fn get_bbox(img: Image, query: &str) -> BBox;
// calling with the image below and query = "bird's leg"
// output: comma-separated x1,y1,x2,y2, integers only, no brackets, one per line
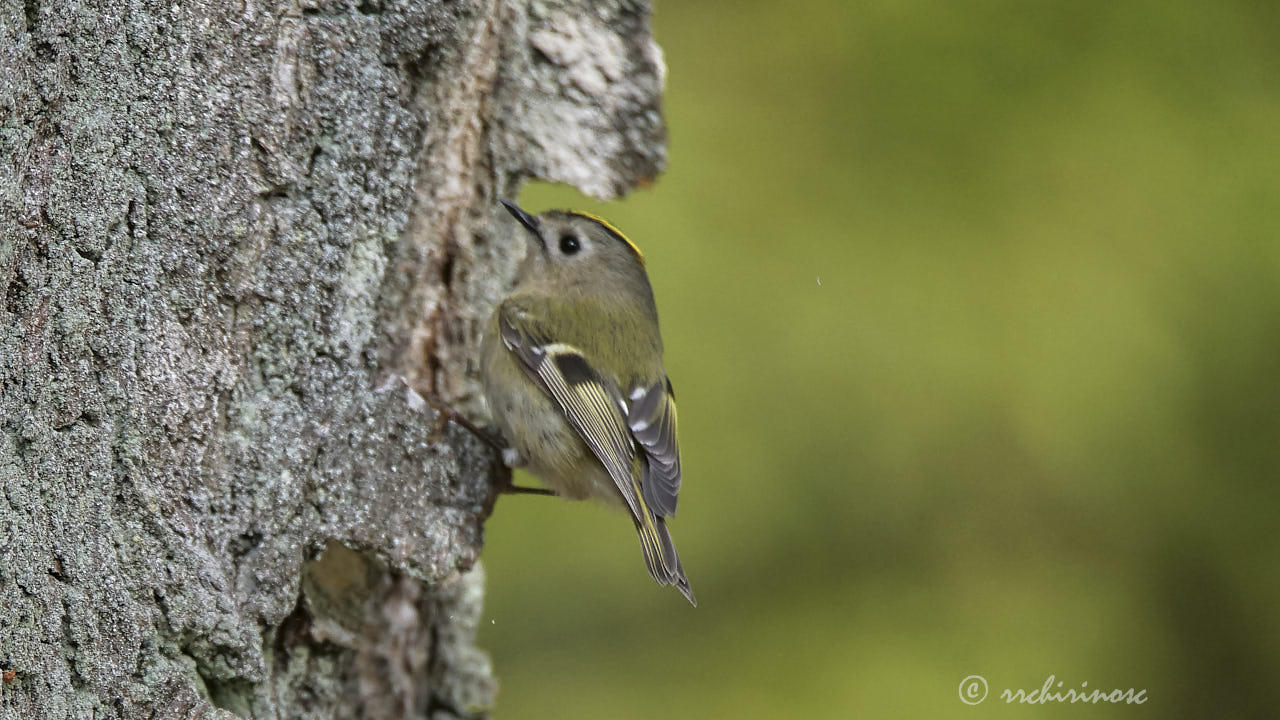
496,477,558,497
412,382,557,497
489,447,556,496
425,395,506,451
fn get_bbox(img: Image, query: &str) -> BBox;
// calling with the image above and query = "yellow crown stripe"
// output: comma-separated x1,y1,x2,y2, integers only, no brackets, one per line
569,211,646,264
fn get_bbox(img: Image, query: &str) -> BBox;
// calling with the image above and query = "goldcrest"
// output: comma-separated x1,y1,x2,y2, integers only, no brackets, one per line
481,201,694,605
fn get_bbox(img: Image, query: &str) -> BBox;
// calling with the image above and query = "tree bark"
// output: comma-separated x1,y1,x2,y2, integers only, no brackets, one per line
0,0,665,717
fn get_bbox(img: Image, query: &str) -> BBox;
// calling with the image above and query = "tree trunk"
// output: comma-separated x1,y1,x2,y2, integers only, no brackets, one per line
0,0,665,716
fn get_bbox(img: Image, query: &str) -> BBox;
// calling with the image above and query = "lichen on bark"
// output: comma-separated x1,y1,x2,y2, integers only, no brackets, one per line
0,0,666,717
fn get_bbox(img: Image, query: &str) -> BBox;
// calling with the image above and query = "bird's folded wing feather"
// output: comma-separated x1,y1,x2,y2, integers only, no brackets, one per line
627,378,682,517
497,302,645,521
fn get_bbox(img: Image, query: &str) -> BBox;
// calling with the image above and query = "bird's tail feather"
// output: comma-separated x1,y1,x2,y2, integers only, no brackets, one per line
634,513,696,606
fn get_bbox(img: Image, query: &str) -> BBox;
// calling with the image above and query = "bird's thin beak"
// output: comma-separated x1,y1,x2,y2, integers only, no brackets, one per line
501,200,544,247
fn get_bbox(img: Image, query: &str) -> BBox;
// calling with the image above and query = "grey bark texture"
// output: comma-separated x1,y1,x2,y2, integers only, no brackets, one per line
0,0,665,717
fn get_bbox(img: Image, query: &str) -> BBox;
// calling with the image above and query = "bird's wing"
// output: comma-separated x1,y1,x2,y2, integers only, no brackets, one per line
627,377,682,517
498,300,690,598
496,299,691,597
496,301,645,521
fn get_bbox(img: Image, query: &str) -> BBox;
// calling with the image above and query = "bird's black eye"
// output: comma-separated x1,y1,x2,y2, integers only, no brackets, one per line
559,233,581,255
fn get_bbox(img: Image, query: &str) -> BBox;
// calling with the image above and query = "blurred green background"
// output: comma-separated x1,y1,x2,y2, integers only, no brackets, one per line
481,0,1280,717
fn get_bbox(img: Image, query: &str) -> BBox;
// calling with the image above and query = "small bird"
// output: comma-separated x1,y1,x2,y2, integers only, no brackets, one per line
480,200,694,606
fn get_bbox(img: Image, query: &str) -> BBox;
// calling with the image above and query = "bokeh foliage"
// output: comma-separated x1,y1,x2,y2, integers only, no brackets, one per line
480,0,1280,716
